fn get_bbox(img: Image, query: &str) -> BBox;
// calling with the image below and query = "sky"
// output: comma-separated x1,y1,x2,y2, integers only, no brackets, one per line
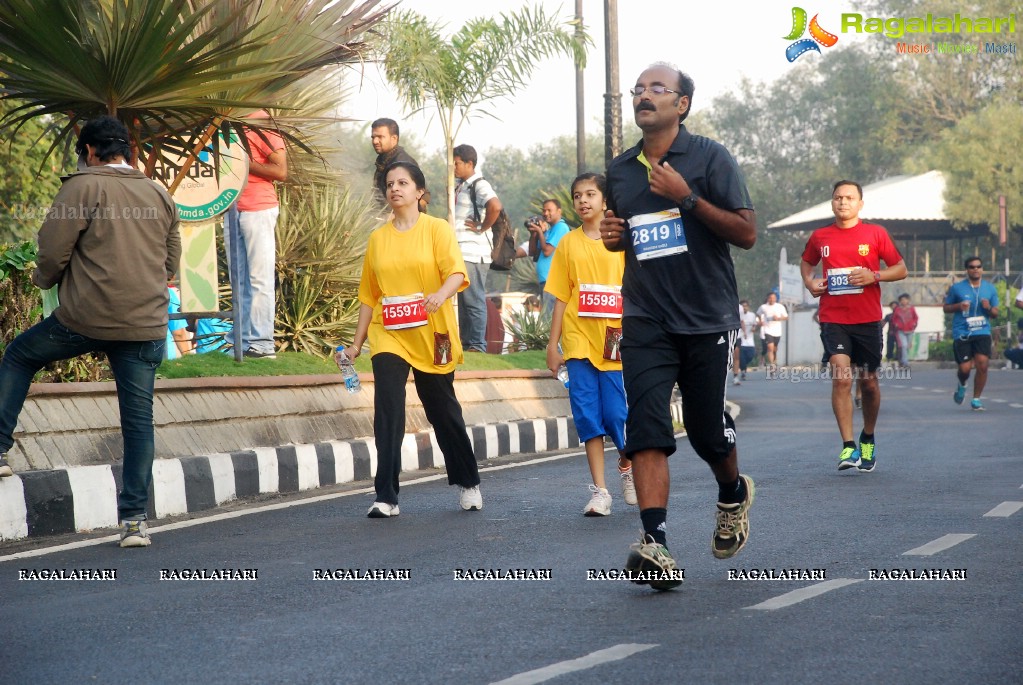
338,0,866,158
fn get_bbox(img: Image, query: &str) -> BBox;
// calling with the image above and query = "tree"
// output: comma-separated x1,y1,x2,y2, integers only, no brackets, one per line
0,100,61,243
0,0,394,367
0,0,390,183
913,99,1023,232
862,0,1022,145
378,4,589,223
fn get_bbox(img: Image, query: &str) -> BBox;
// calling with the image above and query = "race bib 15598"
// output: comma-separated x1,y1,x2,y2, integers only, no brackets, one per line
578,283,622,318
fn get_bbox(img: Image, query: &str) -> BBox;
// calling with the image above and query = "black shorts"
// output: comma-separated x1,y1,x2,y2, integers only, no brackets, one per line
820,321,883,372
764,334,781,346
620,316,736,463
953,335,991,362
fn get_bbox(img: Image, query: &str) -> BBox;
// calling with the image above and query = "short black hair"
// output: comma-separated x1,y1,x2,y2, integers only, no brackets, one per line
452,144,477,166
76,115,131,162
543,198,561,210
832,180,863,199
371,118,399,137
964,256,982,268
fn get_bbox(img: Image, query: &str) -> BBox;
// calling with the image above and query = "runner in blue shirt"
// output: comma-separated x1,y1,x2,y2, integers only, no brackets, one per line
943,257,1000,410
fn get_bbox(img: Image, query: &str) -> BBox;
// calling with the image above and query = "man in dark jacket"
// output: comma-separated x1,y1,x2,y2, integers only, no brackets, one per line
0,116,181,548
371,118,420,205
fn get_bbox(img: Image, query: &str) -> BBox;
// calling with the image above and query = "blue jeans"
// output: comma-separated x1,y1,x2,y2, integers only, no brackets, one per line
224,205,278,355
457,260,489,353
0,315,164,519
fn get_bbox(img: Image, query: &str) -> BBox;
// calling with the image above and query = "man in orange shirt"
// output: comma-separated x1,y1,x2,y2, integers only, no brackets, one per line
226,111,287,359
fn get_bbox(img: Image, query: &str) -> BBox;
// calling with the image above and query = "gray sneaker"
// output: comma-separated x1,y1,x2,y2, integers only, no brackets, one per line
119,519,151,548
712,474,755,559
0,453,13,478
625,534,684,591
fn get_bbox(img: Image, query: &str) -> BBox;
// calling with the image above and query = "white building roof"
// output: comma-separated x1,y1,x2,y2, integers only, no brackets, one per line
768,171,948,232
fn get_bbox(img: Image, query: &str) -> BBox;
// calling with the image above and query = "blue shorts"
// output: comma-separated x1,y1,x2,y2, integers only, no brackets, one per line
566,358,626,450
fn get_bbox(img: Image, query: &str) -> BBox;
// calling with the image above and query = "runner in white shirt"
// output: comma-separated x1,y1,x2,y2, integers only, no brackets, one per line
756,292,788,375
737,300,758,382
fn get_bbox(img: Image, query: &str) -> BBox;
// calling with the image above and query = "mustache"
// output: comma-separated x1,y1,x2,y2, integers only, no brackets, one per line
635,101,656,113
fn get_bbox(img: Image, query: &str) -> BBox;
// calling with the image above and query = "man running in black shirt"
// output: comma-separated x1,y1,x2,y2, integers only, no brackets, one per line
601,62,757,591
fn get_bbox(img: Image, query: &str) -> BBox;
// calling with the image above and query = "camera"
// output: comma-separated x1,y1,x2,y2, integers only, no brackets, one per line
524,215,543,229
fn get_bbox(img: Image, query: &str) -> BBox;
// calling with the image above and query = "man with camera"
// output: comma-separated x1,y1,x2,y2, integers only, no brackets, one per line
528,199,570,314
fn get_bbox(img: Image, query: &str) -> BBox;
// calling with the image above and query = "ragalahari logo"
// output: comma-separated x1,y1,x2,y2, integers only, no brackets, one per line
784,7,839,61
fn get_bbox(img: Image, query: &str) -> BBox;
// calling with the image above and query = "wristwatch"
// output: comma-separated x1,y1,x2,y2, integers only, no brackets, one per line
680,192,699,212
873,270,881,282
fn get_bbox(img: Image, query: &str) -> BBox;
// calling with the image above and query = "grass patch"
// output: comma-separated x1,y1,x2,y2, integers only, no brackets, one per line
157,350,548,379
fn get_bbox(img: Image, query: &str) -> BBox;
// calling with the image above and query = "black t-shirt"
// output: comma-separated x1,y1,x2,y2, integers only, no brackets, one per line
374,146,419,200
605,126,753,334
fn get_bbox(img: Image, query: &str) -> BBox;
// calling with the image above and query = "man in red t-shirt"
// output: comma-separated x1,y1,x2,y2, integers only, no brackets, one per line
800,180,907,473
227,110,287,359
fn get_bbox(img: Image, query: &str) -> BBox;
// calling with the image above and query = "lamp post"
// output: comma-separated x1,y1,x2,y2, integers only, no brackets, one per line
575,0,585,175
603,0,622,169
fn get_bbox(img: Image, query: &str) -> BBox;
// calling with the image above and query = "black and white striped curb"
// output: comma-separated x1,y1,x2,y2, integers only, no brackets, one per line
0,417,579,542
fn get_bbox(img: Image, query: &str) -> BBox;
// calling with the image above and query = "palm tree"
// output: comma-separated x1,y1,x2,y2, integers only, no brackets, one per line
0,0,392,182
378,4,589,224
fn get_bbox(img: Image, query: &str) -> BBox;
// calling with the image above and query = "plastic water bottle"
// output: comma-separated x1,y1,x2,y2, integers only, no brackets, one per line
334,345,361,394
557,363,569,388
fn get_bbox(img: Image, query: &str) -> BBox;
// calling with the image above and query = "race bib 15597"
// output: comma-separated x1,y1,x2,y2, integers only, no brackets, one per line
381,293,427,330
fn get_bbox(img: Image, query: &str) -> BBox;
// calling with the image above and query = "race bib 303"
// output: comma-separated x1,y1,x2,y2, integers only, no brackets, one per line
826,267,864,296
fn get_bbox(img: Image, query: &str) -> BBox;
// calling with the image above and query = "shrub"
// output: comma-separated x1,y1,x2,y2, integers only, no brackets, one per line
273,183,377,358
504,308,551,351
0,241,110,381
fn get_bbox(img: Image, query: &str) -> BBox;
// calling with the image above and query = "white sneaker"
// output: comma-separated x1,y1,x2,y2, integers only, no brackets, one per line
118,519,151,547
459,485,483,511
583,484,612,516
619,466,638,506
733,376,740,386
367,502,400,518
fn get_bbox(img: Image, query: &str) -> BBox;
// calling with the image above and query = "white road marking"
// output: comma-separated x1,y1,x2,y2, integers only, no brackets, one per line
930,389,945,393
911,386,927,390
902,533,976,556
990,399,1008,403
983,502,1023,517
1010,404,1023,409
746,579,862,610
0,450,585,563
489,644,658,685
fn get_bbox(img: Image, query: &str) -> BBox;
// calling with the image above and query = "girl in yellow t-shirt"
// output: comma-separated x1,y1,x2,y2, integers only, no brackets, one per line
344,162,482,518
544,173,634,517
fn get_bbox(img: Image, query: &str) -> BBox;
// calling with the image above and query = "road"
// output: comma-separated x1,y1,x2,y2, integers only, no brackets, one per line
2,365,1021,684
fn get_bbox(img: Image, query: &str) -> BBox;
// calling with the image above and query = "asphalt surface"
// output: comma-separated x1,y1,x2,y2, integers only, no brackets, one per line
2,365,1021,684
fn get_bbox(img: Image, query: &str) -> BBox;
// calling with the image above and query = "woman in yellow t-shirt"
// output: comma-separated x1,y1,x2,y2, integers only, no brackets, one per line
544,173,634,517
344,162,482,517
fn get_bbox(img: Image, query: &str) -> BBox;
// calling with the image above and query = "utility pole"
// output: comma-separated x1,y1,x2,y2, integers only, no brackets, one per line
574,0,585,175
603,0,622,170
